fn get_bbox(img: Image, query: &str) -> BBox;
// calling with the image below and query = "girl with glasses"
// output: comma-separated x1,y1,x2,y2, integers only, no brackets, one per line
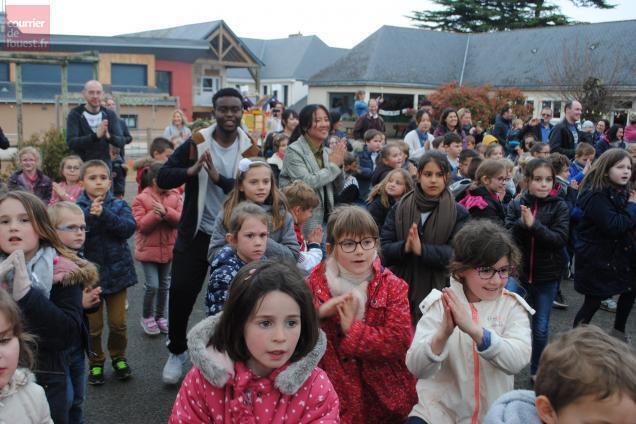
459,159,507,225
306,205,417,423
405,219,532,424
505,158,569,382
49,155,84,206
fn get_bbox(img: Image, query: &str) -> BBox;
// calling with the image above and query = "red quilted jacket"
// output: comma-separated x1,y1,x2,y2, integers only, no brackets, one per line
306,257,417,424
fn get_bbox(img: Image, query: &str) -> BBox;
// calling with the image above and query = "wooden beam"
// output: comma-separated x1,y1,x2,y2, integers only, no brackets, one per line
61,62,68,124
15,62,23,146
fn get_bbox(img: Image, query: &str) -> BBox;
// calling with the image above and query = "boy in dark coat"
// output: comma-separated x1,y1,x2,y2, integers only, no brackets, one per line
76,159,137,385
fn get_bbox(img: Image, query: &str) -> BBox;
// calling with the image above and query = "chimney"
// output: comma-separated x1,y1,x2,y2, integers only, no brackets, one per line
288,32,302,38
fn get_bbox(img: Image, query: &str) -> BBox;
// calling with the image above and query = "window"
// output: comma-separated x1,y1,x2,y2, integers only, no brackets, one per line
0,63,9,82
22,63,60,84
201,76,219,93
68,63,93,84
111,64,147,87
263,85,268,96
525,100,535,112
120,114,138,129
553,101,562,119
156,71,171,94
328,92,355,119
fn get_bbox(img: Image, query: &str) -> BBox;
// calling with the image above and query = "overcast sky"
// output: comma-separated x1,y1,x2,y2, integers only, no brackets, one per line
10,0,636,48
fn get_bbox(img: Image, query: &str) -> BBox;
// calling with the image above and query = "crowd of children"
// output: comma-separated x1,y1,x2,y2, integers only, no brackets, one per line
1,89,635,424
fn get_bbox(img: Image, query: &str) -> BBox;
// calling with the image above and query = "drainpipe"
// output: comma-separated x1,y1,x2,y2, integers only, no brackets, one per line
459,35,470,87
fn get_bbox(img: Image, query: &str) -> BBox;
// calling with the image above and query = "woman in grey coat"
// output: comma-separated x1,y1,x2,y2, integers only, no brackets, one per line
279,104,346,236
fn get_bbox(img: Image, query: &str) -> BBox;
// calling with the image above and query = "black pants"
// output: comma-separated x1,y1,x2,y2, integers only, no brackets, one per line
574,291,636,332
37,371,69,424
167,231,211,354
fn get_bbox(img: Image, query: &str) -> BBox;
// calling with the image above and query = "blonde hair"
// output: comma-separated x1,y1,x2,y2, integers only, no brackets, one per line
228,202,269,239
17,146,41,169
222,158,288,232
47,201,84,227
171,109,189,127
282,180,320,210
59,155,83,179
367,168,413,207
0,290,36,369
326,205,378,245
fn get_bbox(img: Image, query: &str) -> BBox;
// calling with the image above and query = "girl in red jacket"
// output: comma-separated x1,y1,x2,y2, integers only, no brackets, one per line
306,205,417,424
132,162,183,336
169,261,340,423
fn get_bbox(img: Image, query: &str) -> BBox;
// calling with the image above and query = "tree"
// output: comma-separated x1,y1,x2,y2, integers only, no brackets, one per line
408,0,615,33
427,82,530,127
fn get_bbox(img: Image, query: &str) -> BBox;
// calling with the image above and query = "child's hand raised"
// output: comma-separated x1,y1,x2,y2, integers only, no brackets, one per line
152,200,167,217
442,287,483,344
337,294,359,334
52,182,67,198
307,226,323,244
90,196,104,217
82,286,102,309
439,292,457,337
318,293,350,319
11,250,31,301
520,205,534,228
404,223,422,256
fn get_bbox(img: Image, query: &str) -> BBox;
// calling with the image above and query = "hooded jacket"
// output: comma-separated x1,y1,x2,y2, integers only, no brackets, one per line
0,368,52,424
306,257,417,423
505,190,569,284
132,186,182,264
484,390,542,424
8,170,52,205
169,314,340,423
459,186,505,225
406,279,533,424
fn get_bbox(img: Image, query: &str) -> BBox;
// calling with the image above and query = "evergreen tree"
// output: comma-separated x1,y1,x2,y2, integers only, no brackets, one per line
409,0,615,33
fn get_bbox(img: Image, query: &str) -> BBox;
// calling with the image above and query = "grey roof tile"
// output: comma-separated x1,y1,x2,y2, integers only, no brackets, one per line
121,21,222,40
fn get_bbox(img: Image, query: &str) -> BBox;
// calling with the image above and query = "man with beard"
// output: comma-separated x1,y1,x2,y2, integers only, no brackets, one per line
156,87,259,384
549,100,582,159
66,80,125,168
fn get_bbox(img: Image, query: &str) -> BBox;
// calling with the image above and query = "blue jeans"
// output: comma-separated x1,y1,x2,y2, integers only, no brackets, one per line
141,261,172,319
65,345,86,424
505,276,526,297
524,281,559,375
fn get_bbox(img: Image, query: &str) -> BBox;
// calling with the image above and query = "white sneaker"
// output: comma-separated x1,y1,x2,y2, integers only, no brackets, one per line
162,352,188,385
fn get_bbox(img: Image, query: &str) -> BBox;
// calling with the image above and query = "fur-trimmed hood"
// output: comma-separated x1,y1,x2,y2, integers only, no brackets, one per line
187,313,327,395
59,255,99,289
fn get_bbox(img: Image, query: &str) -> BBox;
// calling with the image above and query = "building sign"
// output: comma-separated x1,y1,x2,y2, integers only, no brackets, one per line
4,3,50,51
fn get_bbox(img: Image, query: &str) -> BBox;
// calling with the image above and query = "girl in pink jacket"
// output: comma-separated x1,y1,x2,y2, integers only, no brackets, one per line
170,261,340,423
132,162,183,336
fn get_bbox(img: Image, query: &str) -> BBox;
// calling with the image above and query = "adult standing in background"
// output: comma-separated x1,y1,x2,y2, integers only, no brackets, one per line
163,110,192,145
492,105,513,148
0,126,9,150
354,90,368,118
457,107,484,145
433,107,463,138
279,104,345,236
353,98,385,140
550,100,582,159
66,80,125,168
103,95,133,147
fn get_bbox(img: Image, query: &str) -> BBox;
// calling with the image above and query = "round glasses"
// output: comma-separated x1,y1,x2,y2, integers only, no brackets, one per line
337,237,377,253
57,225,88,233
475,265,515,280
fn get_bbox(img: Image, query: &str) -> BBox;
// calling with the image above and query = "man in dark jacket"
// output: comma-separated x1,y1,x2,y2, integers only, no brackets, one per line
521,107,554,144
66,80,125,168
549,100,582,159
353,98,385,139
492,106,513,147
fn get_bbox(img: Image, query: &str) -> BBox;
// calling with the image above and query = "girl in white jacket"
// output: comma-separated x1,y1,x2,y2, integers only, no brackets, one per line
405,219,533,424
0,289,52,424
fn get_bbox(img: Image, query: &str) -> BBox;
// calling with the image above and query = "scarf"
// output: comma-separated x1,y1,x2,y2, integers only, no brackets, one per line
324,256,373,320
416,129,429,148
394,185,457,322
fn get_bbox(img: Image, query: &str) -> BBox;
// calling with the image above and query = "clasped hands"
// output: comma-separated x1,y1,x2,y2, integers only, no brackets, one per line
0,250,32,301
319,293,359,334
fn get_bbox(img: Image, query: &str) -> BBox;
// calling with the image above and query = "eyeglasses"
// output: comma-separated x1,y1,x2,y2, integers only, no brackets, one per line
57,225,88,233
541,113,552,118
475,265,515,280
337,237,377,253
64,166,81,171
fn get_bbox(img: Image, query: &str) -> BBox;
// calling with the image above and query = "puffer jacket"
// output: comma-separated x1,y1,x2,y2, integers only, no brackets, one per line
459,186,505,225
207,203,300,263
169,314,340,423
77,191,137,294
132,186,182,263
8,170,52,205
574,187,636,298
205,246,246,316
306,257,417,424
505,190,569,284
0,369,52,424
406,279,533,424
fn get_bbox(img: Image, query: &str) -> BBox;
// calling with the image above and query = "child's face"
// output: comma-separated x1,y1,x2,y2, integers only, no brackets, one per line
466,138,476,150
55,210,86,251
489,146,504,159
576,153,594,165
239,166,272,204
483,171,507,194
528,166,554,198
366,136,382,153
231,217,267,263
538,393,636,424
62,159,81,184
334,233,377,276
385,173,407,199
81,166,112,200
608,157,632,186
0,311,19,390
418,161,447,198
558,165,570,180
437,144,447,153
629,149,636,163
523,137,535,150
447,142,462,159
459,256,511,302
417,115,431,133
20,153,37,174
291,206,313,227
244,290,301,377
152,149,174,163
459,158,473,177
383,148,404,169
277,139,288,154
0,198,39,262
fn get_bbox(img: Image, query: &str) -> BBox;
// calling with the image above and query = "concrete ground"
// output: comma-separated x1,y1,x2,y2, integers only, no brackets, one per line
83,180,634,423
